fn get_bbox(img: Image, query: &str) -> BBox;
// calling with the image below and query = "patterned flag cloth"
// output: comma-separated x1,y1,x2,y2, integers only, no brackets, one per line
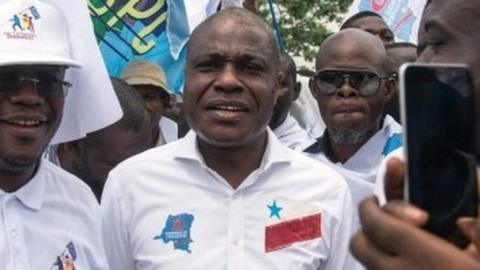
89,0,190,94
345,0,428,43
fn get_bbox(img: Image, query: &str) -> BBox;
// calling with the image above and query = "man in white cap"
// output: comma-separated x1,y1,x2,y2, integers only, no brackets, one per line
121,60,178,145
0,1,108,269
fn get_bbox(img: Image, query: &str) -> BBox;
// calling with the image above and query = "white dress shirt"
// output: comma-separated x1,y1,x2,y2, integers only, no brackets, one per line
304,115,402,227
159,117,178,144
374,148,404,205
101,129,360,270
273,114,316,151
0,159,108,270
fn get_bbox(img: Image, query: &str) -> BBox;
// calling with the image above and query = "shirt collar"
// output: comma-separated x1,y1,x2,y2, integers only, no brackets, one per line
13,159,46,210
174,128,291,170
304,116,399,161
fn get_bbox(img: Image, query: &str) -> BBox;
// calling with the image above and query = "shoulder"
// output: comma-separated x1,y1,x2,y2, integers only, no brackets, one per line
282,146,349,191
41,159,99,207
112,138,186,174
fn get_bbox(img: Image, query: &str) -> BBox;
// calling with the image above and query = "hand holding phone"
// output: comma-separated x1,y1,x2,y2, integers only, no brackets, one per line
400,63,478,248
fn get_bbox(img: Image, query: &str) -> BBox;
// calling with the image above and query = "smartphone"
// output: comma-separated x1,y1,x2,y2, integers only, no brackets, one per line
400,63,478,248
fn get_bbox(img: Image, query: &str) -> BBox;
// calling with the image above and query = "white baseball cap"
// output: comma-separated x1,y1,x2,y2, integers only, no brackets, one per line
0,0,80,68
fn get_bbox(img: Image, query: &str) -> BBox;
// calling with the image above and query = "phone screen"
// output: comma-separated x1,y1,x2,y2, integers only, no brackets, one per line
402,64,478,248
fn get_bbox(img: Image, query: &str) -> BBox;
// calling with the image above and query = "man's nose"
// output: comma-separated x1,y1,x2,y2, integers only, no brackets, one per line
335,78,360,98
213,63,243,93
8,80,45,106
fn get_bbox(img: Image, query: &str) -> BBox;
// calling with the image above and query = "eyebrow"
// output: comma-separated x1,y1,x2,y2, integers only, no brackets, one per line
192,52,270,65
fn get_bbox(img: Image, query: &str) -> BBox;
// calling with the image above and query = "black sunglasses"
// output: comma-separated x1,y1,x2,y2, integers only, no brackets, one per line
0,73,72,97
313,69,387,96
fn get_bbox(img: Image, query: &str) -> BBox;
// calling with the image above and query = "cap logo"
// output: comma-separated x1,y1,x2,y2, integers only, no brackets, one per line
3,6,41,40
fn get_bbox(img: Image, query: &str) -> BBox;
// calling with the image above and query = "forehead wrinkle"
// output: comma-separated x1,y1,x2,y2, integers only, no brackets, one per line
453,0,480,16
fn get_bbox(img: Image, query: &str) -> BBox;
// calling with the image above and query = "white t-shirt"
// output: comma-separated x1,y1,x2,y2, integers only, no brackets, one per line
0,159,108,270
101,129,361,270
304,115,402,226
273,114,316,151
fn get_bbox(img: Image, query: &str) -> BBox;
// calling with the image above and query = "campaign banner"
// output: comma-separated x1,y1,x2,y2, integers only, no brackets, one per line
345,0,427,44
88,0,190,94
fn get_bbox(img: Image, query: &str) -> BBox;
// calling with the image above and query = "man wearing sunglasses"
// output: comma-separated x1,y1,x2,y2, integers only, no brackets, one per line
0,1,108,269
305,29,401,226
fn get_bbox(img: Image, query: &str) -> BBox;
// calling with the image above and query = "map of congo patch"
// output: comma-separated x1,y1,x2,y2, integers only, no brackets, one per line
154,213,194,253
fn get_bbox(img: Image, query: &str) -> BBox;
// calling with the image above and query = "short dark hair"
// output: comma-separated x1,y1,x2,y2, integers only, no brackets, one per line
385,42,417,50
279,52,297,83
188,7,280,67
110,77,149,132
340,11,384,30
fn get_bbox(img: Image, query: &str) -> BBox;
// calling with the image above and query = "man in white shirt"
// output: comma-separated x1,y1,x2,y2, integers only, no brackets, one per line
304,29,402,221
101,7,359,270
270,52,315,150
0,0,108,269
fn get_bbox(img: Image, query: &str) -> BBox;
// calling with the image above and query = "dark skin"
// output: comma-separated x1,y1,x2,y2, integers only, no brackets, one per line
269,54,301,130
310,29,394,163
0,65,65,192
384,45,418,121
351,2,480,267
349,16,395,45
132,84,170,144
184,10,280,189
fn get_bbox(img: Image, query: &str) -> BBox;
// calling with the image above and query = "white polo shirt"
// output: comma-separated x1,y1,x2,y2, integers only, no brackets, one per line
304,115,402,226
0,159,108,270
101,129,360,270
273,114,316,151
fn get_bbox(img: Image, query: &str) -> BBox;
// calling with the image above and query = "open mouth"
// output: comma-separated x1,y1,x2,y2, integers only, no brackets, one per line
206,100,250,113
206,104,249,112
0,114,47,128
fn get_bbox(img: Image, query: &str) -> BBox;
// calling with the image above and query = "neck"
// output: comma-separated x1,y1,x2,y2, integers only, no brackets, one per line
327,125,380,164
0,164,37,193
198,132,268,189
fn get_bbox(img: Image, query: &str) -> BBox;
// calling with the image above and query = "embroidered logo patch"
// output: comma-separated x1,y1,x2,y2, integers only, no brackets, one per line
3,6,41,40
51,241,77,270
267,200,283,220
154,213,194,253
265,213,322,253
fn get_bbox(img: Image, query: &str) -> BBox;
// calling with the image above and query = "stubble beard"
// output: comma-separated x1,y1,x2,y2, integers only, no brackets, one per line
328,122,371,145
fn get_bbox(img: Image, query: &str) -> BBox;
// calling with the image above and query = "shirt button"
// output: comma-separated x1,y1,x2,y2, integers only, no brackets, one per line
10,229,17,239
233,239,239,246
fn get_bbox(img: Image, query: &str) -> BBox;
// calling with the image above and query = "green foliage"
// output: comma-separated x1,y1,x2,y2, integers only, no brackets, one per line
257,0,354,62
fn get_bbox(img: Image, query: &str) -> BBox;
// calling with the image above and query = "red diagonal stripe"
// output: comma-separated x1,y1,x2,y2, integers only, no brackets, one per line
265,213,322,253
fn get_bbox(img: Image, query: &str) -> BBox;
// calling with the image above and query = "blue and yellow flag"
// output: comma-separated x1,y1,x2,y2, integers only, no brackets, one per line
88,0,190,94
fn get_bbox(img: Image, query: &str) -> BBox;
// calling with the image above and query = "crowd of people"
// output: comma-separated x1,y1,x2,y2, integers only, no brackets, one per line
1,0,479,269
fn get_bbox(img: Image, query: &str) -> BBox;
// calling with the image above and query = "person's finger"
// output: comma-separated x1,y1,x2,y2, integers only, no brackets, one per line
350,230,399,270
458,217,480,254
385,158,405,201
383,200,429,227
358,197,412,255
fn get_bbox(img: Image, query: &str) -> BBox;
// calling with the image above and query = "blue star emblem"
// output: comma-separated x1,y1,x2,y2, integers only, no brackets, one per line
267,200,283,219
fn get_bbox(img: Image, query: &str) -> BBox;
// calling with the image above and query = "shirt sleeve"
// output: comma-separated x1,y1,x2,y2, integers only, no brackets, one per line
101,173,136,270
323,184,364,270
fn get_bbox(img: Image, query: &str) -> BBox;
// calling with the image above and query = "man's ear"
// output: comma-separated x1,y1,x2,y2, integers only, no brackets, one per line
274,70,288,105
383,77,396,103
309,78,318,99
292,81,302,101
